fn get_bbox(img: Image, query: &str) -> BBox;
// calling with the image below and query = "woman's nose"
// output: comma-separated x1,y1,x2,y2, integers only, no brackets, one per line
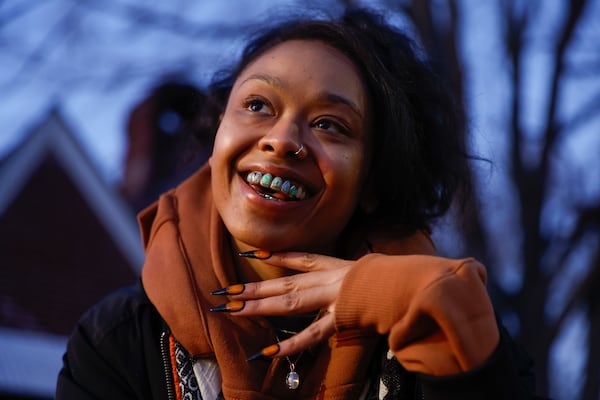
258,118,305,159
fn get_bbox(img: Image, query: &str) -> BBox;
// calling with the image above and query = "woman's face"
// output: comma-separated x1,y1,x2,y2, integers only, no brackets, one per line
210,39,372,253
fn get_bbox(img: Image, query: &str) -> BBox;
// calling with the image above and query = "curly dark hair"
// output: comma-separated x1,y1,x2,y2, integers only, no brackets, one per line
200,8,472,231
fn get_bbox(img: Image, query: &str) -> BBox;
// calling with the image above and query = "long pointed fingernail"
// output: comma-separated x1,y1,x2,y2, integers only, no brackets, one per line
238,249,272,260
211,284,245,296
209,301,245,312
246,343,280,361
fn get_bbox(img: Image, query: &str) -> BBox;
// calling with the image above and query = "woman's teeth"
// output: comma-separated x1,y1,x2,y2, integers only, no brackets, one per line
246,171,306,200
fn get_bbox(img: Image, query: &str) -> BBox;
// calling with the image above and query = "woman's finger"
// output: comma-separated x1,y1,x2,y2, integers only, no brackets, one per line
215,268,347,301
247,312,336,360
240,250,353,272
212,282,340,316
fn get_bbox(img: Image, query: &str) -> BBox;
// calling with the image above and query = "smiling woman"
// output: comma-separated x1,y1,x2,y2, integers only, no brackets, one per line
56,7,543,400
211,39,370,256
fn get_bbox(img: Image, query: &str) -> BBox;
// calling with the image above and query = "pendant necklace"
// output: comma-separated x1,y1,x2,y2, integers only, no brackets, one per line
269,313,322,391
276,332,304,390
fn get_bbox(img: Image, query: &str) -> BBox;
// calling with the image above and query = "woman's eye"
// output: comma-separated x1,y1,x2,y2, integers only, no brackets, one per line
313,119,348,135
244,98,272,114
248,100,263,112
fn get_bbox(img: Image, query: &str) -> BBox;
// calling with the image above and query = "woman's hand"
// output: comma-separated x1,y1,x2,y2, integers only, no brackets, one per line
210,251,355,358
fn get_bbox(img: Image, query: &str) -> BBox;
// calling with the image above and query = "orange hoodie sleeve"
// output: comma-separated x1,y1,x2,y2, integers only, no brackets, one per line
334,254,500,376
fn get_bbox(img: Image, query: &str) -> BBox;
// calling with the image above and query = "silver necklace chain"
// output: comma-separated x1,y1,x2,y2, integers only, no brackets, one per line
275,333,304,390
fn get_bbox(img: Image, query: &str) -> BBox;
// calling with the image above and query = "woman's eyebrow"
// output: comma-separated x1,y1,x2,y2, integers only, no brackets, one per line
240,73,284,88
320,93,363,119
240,73,363,119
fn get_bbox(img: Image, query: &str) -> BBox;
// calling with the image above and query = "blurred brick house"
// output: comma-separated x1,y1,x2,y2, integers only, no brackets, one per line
0,111,143,399
0,80,209,398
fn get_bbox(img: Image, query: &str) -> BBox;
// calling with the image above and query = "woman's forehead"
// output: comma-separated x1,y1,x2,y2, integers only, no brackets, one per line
234,40,367,106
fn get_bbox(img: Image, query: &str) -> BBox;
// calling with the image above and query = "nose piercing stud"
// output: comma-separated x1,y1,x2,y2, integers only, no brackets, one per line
293,144,307,159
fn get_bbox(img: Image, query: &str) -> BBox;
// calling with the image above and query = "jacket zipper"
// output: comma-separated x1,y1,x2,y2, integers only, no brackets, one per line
417,383,425,400
161,331,176,400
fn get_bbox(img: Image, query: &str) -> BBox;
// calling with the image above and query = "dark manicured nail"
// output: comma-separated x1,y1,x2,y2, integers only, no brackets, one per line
211,284,245,296
209,301,245,312
238,249,272,260
246,343,280,361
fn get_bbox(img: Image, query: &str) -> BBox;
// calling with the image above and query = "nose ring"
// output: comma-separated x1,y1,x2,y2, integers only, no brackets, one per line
293,144,307,159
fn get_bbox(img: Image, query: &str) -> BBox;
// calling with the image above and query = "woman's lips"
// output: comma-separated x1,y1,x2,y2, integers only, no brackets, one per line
245,171,307,200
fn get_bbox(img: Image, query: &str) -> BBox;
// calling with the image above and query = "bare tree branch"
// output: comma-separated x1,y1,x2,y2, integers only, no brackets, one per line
583,246,600,399
559,91,600,135
0,1,45,30
75,0,255,39
551,205,600,282
539,0,587,165
0,2,80,92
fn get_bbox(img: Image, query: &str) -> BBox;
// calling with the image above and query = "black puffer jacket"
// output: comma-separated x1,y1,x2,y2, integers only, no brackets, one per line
57,282,171,399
